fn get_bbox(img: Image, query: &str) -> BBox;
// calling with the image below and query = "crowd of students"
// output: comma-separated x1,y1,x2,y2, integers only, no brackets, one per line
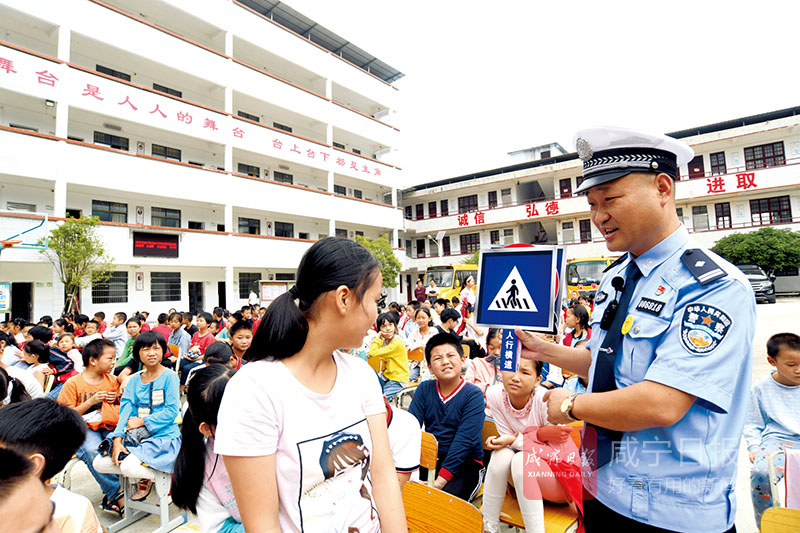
0,237,798,532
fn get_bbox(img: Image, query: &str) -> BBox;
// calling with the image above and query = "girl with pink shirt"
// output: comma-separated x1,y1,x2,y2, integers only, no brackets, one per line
172,365,241,533
482,358,580,533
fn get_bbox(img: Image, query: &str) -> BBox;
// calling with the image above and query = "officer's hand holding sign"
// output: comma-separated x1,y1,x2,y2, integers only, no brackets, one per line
516,127,755,533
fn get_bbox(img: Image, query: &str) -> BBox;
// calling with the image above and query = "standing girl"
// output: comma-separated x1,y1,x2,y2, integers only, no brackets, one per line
482,358,580,533
214,237,405,532
172,365,241,533
94,331,181,501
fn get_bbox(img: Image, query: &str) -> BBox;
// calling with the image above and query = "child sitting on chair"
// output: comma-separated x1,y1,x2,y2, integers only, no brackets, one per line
744,332,800,529
94,331,181,501
172,364,243,533
0,399,103,533
482,357,579,533
408,333,485,501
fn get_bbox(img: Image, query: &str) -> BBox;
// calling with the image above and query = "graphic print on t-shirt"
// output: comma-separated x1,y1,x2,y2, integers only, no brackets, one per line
297,418,379,533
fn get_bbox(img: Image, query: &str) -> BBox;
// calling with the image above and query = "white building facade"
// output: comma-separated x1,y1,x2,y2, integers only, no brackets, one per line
400,107,800,301
0,0,405,320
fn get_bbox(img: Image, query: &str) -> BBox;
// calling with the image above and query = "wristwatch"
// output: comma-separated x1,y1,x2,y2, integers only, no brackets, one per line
560,393,580,422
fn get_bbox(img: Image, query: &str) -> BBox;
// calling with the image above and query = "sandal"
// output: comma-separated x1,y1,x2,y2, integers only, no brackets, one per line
131,479,153,502
101,494,125,518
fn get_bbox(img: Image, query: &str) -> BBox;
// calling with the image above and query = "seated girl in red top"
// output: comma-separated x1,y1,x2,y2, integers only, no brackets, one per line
561,304,590,347
180,312,215,392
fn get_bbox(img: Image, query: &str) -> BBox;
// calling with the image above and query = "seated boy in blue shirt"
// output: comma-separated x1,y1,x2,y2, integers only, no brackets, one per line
409,332,485,500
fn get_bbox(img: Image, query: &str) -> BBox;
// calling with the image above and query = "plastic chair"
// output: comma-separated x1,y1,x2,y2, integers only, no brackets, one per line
53,456,82,490
107,471,187,533
761,507,800,533
392,382,419,409
420,431,438,487
403,481,482,533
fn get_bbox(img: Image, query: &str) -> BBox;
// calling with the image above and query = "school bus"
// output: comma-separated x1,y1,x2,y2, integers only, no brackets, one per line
424,264,478,302
566,256,620,300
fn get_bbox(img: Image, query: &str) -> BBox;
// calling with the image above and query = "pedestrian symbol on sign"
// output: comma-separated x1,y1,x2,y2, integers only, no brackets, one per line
487,266,538,312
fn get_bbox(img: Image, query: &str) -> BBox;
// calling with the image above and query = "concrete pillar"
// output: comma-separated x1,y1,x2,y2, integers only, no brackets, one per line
328,219,336,238
392,228,399,249
224,143,233,174
224,203,233,233
326,123,333,145
57,25,70,61
224,30,233,57
325,78,333,99
391,187,398,207
53,143,67,218
225,264,236,312
327,170,334,193
224,86,233,115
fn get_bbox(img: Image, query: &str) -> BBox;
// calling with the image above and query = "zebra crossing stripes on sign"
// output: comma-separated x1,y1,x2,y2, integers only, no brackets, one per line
487,266,538,312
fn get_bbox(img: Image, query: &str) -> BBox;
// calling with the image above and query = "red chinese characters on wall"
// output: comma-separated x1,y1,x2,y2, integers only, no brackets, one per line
81,84,103,100
706,176,725,194
0,57,17,74
736,173,756,190
457,214,469,226
545,201,559,215
526,203,540,218
36,70,58,87
118,96,137,110
474,211,485,224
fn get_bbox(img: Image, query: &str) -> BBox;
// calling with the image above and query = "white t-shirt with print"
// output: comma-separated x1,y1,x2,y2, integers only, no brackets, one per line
387,405,421,483
215,351,386,533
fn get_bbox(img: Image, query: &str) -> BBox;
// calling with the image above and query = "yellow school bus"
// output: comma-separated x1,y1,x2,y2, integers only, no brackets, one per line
566,256,620,300
424,264,478,302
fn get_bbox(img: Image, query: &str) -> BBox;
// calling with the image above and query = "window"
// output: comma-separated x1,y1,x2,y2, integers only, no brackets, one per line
355,230,364,237
440,199,449,216
405,240,412,255
273,171,293,184
405,206,412,219
488,191,498,208
188,221,203,230
503,229,514,238
562,221,574,243
273,122,292,133
352,148,361,155
275,222,294,238
687,155,705,179
237,110,260,123
775,266,799,277
152,83,181,98
580,219,592,242
692,205,709,231
188,161,203,167
335,228,347,238
501,188,512,206
92,271,128,304
275,273,295,281
239,272,260,298
151,272,181,302
460,233,480,254
152,207,180,227
92,200,127,223
750,195,792,225
458,194,479,214
6,201,36,213
490,230,500,245
710,152,727,175
540,150,551,159
559,178,572,198
217,224,225,232
237,163,260,177
96,64,130,81
714,202,731,229
94,131,129,151
676,207,684,219
152,144,181,161
353,189,363,199
442,236,451,255
333,142,346,150
299,232,310,240
745,142,785,170
415,204,424,220
416,239,425,257
238,217,260,235
428,202,437,218
334,185,346,195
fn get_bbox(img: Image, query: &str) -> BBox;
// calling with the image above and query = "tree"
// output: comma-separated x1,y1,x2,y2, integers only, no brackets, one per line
40,216,114,314
355,234,402,288
462,250,480,265
710,227,800,276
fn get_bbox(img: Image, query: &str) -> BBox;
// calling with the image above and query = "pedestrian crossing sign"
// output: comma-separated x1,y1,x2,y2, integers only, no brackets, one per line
475,245,565,332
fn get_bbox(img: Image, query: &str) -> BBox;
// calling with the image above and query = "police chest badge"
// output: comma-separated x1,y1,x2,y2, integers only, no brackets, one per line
680,303,732,355
594,291,608,304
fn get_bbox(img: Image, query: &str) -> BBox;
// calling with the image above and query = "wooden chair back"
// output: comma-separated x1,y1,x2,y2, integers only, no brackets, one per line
482,419,499,449
761,507,800,533
461,343,470,359
403,482,482,532
420,431,438,486
42,374,55,395
408,346,425,361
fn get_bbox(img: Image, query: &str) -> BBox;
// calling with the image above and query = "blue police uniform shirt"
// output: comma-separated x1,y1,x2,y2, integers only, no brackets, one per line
584,225,755,531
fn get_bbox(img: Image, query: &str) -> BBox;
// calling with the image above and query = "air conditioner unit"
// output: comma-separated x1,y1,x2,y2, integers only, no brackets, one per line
278,164,290,171
102,122,122,131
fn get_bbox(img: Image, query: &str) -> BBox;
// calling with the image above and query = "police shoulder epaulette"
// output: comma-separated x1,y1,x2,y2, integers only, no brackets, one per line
603,254,627,273
680,249,727,286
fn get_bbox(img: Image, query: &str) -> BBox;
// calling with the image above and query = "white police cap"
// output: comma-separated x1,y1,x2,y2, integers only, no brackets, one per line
573,127,694,194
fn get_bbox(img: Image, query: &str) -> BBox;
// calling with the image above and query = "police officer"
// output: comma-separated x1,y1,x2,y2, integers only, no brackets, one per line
518,127,755,532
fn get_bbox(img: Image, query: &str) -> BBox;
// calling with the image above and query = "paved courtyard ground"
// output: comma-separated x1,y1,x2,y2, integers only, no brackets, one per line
65,297,794,532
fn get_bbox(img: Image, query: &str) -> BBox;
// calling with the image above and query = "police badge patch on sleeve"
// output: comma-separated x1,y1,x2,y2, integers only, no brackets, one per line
680,303,732,355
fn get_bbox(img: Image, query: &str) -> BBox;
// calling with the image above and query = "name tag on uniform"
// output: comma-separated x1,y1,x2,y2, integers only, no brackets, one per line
137,407,151,417
636,297,665,316
152,389,165,406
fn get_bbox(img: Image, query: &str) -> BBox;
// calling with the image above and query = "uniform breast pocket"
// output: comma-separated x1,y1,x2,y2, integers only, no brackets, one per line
623,315,670,383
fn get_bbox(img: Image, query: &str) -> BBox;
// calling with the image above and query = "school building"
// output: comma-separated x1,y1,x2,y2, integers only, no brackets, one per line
0,0,405,320
399,106,800,302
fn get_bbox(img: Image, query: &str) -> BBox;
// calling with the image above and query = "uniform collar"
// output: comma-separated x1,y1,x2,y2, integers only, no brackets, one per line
630,225,689,278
